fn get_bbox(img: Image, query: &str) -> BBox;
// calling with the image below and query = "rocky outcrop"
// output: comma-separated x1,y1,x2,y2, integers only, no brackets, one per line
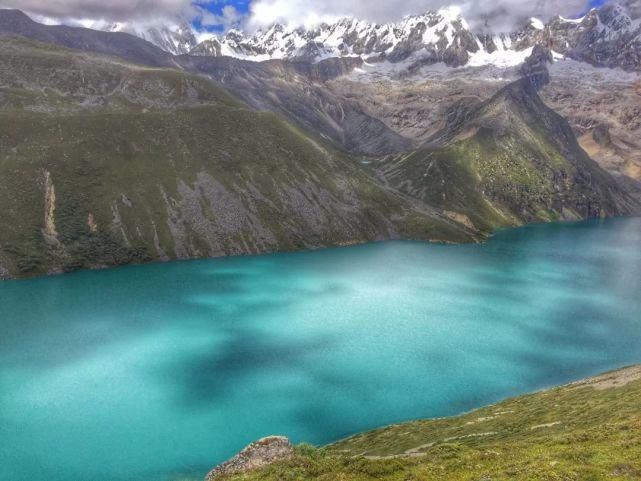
593,124,613,147
520,44,553,90
511,4,641,72
187,9,485,66
205,436,293,480
181,55,414,156
42,170,58,242
184,3,641,72
289,56,364,82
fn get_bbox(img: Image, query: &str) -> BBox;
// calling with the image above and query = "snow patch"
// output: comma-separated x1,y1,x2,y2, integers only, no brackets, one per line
467,46,533,68
530,17,545,30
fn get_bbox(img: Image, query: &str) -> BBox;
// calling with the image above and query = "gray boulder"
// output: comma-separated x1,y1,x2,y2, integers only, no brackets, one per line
205,436,293,480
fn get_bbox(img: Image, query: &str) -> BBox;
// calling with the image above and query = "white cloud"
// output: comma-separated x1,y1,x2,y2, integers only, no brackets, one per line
200,4,243,28
0,0,593,32
0,0,197,23
246,0,591,32
620,0,641,18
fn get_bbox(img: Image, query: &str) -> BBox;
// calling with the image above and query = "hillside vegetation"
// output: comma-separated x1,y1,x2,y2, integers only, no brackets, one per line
0,37,475,278
0,36,638,278
214,366,641,481
378,80,640,232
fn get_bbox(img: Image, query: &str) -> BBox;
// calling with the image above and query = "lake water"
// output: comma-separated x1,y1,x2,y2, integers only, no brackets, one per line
1,218,641,481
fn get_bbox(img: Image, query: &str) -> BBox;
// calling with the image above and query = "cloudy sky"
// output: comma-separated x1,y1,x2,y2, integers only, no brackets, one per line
0,0,610,31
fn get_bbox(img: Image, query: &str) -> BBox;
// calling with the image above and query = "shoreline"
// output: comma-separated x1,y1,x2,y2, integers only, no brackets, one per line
205,364,641,480
327,363,641,450
3,215,638,283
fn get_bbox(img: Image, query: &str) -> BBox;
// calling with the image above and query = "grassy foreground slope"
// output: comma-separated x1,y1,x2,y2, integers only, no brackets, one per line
0,37,475,278
219,366,641,481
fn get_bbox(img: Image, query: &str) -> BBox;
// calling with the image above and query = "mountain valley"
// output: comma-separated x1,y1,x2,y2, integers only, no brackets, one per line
0,4,640,279
1,3,641,481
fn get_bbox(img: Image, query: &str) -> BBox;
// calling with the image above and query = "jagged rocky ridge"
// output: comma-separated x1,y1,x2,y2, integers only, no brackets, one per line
7,2,641,72
376,73,639,230
190,2,641,72
1,9,640,165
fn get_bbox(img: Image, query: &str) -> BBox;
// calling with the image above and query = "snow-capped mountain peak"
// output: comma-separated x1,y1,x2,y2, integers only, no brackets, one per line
186,2,641,72
71,2,641,72
190,8,483,66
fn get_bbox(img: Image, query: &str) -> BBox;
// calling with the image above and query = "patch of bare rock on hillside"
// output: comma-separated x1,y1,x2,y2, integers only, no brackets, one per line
205,436,293,480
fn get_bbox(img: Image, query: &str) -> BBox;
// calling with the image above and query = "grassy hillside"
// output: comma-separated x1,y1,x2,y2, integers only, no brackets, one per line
0,37,474,278
215,365,641,481
0,37,637,278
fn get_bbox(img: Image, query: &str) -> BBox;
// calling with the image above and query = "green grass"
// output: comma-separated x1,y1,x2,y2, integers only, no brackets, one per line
216,367,641,481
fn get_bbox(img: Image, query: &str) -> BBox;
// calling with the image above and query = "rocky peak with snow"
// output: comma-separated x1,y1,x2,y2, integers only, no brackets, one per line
186,3,641,72
190,7,488,67
521,4,641,71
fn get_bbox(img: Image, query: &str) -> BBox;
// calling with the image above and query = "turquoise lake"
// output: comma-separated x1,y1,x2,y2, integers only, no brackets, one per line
1,218,641,481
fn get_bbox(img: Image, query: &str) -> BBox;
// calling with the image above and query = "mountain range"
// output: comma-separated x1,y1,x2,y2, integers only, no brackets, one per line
0,4,640,278
108,2,641,73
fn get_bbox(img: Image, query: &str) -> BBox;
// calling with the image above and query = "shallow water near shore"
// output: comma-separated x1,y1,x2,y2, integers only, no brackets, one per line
1,218,641,481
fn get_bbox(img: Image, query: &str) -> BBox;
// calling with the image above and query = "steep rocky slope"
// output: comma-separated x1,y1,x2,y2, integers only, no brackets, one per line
541,60,641,183
180,55,413,156
0,37,477,279
373,77,639,231
211,365,641,481
320,51,641,192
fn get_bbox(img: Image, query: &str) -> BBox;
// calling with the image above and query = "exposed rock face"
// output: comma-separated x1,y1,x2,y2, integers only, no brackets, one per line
540,59,641,183
378,79,640,230
205,436,293,480
189,8,484,66
512,4,641,72
42,170,58,241
181,55,413,156
520,44,553,90
185,3,641,72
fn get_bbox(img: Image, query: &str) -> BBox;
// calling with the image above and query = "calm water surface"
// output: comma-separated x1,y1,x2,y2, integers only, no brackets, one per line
1,218,641,481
